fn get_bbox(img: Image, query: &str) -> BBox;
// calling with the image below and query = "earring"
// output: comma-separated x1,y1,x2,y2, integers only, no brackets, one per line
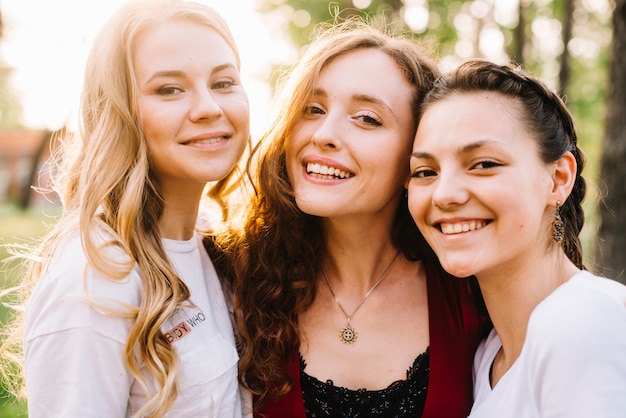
552,201,564,243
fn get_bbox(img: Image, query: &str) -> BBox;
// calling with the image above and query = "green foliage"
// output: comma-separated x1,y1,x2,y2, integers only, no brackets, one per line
258,0,406,48
0,203,58,417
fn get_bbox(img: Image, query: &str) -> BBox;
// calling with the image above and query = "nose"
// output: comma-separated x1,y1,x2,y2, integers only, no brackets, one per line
189,88,223,122
431,169,469,210
310,113,342,150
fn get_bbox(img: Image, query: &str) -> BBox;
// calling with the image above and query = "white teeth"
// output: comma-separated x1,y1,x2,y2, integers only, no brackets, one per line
195,137,224,144
441,221,487,235
306,163,352,179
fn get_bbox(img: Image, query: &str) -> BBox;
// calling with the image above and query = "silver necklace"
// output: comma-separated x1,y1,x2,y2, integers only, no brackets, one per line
321,250,401,344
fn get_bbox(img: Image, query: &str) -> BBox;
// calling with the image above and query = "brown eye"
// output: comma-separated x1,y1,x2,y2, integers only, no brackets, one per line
473,160,501,169
156,86,182,95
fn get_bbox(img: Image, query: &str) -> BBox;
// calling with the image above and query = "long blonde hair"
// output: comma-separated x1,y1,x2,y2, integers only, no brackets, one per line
1,1,244,416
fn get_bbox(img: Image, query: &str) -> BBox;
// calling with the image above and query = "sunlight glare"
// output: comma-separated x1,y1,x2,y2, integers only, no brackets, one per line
1,0,282,139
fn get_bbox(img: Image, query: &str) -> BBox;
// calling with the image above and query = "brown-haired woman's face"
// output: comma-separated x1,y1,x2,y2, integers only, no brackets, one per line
134,20,249,196
285,48,415,219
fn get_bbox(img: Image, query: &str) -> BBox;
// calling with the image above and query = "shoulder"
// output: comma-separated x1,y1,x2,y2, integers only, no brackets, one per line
532,271,626,329
44,229,139,295
25,230,142,342
527,270,626,356
523,272,626,414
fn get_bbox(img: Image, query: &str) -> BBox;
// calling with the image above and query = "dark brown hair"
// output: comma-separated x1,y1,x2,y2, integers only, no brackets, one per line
419,59,586,269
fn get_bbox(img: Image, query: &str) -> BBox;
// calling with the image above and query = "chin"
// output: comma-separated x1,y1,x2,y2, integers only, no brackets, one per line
439,258,477,279
294,196,334,217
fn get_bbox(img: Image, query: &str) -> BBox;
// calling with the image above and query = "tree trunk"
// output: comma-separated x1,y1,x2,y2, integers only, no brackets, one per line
558,0,574,96
595,0,626,284
512,0,526,64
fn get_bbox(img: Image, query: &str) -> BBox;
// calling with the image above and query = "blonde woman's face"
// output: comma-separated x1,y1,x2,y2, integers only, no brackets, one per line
133,20,249,199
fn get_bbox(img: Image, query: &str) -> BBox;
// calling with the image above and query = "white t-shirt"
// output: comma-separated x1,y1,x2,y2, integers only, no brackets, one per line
24,231,251,418
469,270,626,418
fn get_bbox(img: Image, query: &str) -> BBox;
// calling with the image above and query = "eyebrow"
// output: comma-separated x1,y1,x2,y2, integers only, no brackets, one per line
411,139,496,160
143,63,238,85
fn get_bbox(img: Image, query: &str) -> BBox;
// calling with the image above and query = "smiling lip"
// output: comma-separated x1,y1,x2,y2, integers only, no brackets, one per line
306,162,353,179
182,132,230,145
438,220,489,235
303,157,354,180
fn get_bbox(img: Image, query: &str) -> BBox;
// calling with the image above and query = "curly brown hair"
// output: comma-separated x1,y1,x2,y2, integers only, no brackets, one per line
216,19,440,411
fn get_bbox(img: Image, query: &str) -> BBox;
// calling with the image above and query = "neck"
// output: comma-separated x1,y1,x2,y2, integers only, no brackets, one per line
478,252,580,366
322,241,403,295
159,188,203,241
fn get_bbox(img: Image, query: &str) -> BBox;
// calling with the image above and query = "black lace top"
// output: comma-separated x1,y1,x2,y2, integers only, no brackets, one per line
300,347,429,417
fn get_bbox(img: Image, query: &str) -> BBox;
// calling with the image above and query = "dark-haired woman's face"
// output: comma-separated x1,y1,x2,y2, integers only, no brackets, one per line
407,92,557,280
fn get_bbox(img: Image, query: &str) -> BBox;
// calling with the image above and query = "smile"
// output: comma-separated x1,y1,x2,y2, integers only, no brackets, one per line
184,136,227,145
439,220,489,235
306,163,353,179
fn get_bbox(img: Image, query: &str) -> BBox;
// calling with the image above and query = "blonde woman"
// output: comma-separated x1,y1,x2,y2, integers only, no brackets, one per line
1,0,250,416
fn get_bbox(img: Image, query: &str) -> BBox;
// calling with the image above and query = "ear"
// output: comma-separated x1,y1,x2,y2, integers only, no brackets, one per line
550,151,577,204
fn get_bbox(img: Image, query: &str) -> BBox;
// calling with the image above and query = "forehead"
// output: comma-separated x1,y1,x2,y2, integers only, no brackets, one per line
134,19,233,59
132,20,237,76
321,48,405,79
315,48,414,104
422,92,526,132
414,92,535,152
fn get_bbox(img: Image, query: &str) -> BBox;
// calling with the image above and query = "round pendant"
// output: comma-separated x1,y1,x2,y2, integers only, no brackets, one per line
340,325,357,344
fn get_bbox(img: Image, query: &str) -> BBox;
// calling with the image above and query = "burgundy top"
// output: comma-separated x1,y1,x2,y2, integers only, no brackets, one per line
255,261,491,418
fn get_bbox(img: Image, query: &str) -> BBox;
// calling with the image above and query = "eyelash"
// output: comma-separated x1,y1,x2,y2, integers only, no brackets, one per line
213,80,236,90
409,159,502,179
154,78,237,95
156,86,182,95
410,168,436,178
357,112,382,126
303,104,324,115
302,105,383,128
473,160,501,169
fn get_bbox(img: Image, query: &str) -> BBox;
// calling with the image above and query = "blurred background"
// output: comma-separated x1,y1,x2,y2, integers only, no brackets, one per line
1,0,624,415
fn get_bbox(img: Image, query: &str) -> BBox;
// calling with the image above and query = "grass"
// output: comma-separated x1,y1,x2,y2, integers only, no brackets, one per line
0,202,60,418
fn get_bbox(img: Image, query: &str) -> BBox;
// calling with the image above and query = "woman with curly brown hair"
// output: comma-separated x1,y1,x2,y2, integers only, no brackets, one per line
223,21,491,417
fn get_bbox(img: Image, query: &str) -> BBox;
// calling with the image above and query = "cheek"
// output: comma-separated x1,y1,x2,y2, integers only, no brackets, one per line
406,186,427,225
139,102,173,142
224,96,250,131
285,126,309,167
284,143,298,183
